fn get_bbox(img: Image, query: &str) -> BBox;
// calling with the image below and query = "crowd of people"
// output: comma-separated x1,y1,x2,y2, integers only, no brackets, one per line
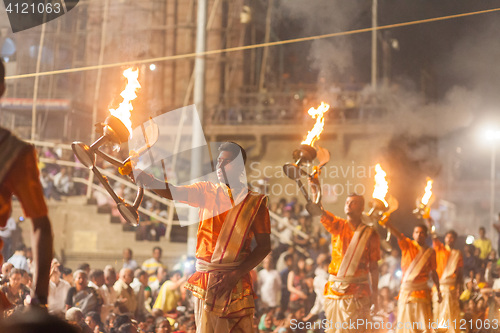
3,194,500,333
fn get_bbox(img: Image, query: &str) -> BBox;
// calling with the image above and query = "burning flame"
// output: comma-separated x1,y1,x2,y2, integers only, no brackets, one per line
372,164,389,207
109,68,141,136
421,178,433,205
301,102,330,146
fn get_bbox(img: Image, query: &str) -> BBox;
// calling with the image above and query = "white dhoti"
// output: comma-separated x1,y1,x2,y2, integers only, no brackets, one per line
193,259,255,333
432,283,459,333
324,296,371,333
396,282,432,333
323,274,371,333
194,297,254,333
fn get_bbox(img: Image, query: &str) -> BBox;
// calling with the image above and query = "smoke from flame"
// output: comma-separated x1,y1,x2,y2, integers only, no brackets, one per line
421,178,433,205
301,102,330,146
109,68,141,136
372,164,389,207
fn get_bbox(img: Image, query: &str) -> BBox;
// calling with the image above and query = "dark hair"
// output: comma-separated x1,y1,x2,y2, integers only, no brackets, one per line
15,244,26,252
61,267,72,276
218,142,247,164
284,254,294,263
168,270,182,280
85,311,104,328
114,315,131,330
153,246,162,254
89,269,104,281
117,323,134,333
347,193,365,208
414,224,428,235
135,269,147,279
77,263,90,271
480,227,486,232
446,230,458,239
10,268,24,277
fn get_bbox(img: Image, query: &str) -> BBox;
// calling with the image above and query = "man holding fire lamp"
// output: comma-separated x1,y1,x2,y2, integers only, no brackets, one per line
310,175,380,333
135,142,271,333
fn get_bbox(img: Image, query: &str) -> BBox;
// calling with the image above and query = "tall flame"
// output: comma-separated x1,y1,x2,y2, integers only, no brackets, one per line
301,102,330,146
421,178,433,205
372,164,389,207
109,68,141,136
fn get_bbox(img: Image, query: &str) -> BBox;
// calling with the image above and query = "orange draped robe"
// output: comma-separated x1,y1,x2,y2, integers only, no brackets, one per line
0,147,48,227
320,211,380,298
181,182,270,313
398,237,436,301
433,239,463,284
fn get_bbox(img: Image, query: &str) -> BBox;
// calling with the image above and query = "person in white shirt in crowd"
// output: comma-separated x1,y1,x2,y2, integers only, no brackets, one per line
0,211,16,261
122,248,138,271
258,254,282,309
275,208,296,256
100,265,118,323
276,245,296,273
88,269,106,305
304,255,329,321
130,269,150,321
378,262,401,295
7,244,30,273
384,248,401,271
53,166,73,195
48,259,71,316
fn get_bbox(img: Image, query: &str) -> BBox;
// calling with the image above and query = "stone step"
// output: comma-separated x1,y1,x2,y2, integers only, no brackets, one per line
11,196,187,271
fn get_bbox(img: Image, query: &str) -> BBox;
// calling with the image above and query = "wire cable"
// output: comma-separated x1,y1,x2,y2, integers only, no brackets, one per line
5,6,500,80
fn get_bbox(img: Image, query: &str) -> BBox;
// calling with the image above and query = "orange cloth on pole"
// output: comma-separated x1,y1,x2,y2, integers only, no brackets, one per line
320,210,380,298
433,239,463,281
181,182,270,301
0,147,48,227
399,237,437,300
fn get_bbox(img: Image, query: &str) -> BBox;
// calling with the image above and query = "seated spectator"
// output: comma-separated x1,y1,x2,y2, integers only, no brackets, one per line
258,307,276,332
48,259,71,316
113,268,137,316
287,256,310,310
130,269,150,320
122,248,138,271
40,168,60,200
258,255,281,309
142,247,167,279
66,307,92,333
65,270,102,315
61,266,73,286
101,266,118,323
153,270,186,314
53,166,73,195
77,263,91,277
85,311,106,333
7,244,30,273
150,266,168,300
155,318,172,333
0,268,30,314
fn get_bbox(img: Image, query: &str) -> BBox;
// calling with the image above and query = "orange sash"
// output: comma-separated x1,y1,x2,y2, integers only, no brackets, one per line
203,191,266,316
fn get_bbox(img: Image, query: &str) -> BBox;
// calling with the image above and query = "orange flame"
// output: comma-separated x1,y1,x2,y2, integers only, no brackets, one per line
421,178,433,205
109,68,141,136
301,102,330,146
372,164,389,207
